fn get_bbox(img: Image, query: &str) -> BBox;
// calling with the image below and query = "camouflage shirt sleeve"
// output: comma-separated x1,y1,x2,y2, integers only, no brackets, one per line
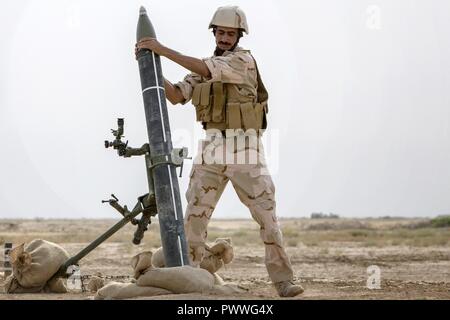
174,73,203,105
203,51,254,85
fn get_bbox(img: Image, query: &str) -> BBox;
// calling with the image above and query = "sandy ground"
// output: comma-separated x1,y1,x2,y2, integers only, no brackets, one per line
1,218,449,300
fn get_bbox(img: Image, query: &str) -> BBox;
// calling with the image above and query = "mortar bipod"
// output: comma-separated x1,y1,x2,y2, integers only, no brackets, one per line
51,118,191,280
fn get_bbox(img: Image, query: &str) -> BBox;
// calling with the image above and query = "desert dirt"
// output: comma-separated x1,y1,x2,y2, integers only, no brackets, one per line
0,218,449,300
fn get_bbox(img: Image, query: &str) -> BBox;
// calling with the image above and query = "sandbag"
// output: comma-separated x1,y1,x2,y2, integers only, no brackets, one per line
45,277,68,293
93,249,244,299
137,265,215,294
201,238,234,274
4,274,67,294
213,272,225,286
210,271,247,295
6,239,70,293
4,276,44,293
210,283,247,295
151,238,234,274
95,281,172,300
151,247,165,268
131,251,153,279
209,238,234,264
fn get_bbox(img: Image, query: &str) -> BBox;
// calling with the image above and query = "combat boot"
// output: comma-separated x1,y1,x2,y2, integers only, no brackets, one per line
274,281,304,297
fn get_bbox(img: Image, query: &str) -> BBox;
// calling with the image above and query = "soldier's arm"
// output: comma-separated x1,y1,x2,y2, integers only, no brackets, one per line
164,79,185,105
161,47,211,79
137,38,211,78
170,73,203,105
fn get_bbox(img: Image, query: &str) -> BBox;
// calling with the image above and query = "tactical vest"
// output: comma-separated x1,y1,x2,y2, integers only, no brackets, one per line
191,56,268,133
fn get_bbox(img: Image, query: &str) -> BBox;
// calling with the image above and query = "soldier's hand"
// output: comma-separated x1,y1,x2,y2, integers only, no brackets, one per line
136,37,165,56
134,44,139,60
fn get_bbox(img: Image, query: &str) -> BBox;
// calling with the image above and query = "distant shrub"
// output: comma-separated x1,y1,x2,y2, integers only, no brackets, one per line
407,220,433,229
351,231,368,237
310,212,340,219
306,220,369,231
430,215,450,228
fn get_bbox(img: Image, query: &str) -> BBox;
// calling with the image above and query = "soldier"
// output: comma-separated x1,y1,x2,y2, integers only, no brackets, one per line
136,6,304,297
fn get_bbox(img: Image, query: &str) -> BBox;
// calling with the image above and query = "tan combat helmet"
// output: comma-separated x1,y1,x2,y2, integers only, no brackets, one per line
208,6,249,34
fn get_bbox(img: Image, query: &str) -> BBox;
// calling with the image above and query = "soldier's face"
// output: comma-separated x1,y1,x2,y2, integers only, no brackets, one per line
215,26,239,51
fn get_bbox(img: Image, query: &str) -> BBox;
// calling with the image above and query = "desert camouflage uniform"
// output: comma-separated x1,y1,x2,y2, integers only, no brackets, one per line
174,47,294,283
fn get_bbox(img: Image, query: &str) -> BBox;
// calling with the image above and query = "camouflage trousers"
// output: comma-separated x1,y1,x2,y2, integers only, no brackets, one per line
184,132,294,283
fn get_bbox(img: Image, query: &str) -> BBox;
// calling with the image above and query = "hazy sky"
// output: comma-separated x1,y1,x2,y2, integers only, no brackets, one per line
1,0,449,219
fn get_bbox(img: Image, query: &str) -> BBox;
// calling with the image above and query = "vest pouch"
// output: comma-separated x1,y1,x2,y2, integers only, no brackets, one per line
226,102,242,129
196,105,212,122
192,83,212,122
240,102,258,131
192,83,202,106
254,103,264,130
211,83,226,123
